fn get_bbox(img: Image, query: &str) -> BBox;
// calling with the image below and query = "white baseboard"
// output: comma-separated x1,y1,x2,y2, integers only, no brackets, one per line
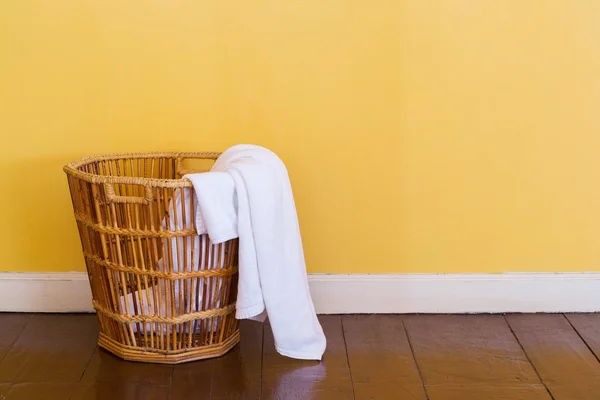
1,272,600,314
309,273,600,314
0,273,93,313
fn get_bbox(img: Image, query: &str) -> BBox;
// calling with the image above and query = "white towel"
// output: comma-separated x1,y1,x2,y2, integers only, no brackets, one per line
185,144,326,360
186,171,237,243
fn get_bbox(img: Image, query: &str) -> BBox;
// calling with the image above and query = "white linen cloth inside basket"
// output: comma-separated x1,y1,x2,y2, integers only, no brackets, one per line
119,188,226,335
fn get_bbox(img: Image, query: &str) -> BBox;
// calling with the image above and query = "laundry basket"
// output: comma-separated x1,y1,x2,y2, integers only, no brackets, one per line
64,152,240,364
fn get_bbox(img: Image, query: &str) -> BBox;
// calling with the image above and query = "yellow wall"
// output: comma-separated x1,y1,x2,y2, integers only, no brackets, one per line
2,1,600,274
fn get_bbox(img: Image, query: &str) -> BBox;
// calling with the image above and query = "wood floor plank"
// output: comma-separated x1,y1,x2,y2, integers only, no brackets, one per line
210,320,263,400
171,319,264,400
426,384,552,400
170,356,213,400
81,347,173,386
342,315,427,400
0,314,29,363
0,383,10,397
71,382,171,400
564,313,600,360
403,315,544,391
261,315,354,400
2,382,78,400
0,314,98,383
506,313,600,400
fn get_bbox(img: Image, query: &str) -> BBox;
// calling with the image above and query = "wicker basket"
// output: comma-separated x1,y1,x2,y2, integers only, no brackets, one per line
64,152,240,364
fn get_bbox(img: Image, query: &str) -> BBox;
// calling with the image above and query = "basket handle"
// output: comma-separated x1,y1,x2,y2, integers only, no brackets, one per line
175,157,205,177
103,182,154,205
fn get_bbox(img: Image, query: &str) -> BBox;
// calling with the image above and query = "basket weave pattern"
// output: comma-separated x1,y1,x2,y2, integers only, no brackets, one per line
64,152,240,363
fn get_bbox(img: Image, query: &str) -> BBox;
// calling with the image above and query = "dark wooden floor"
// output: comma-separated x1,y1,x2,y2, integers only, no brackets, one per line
1,314,600,399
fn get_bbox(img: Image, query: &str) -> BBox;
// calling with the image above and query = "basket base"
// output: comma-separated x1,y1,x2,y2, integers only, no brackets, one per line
98,330,241,364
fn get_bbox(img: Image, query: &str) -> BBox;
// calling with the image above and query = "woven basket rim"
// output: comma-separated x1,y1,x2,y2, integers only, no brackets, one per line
63,151,221,187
